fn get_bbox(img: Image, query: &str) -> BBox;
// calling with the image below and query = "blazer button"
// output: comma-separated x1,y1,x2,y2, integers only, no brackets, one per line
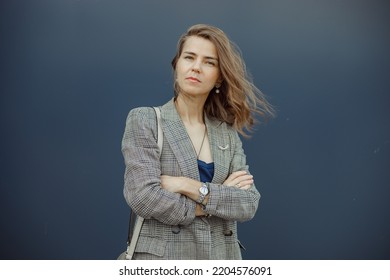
223,230,233,236
172,225,181,234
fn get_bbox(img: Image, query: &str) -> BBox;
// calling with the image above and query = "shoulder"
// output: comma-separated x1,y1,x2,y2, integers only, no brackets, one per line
125,106,159,124
124,107,158,134
127,106,156,120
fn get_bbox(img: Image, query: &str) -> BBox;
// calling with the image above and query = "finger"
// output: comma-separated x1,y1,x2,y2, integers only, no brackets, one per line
227,177,251,187
233,175,253,186
237,174,253,181
229,170,248,180
238,184,252,190
234,179,253,188
241,178,254,186
223,171,250,186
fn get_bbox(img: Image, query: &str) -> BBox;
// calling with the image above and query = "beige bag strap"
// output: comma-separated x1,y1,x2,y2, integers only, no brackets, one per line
125,107,162,260
154,107,163,153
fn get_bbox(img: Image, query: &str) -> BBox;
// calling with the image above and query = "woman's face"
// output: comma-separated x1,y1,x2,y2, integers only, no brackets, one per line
175,36,221,98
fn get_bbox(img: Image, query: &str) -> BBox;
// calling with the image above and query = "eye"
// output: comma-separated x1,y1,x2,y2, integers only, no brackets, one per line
205,60,216,66
184,55,194,60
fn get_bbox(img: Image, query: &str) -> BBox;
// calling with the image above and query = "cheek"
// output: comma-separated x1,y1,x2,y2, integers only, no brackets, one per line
175,71,185,83
175,62,187,79
208,70,220,84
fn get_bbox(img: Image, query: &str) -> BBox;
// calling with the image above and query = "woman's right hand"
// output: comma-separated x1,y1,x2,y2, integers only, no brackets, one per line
223,171,254,190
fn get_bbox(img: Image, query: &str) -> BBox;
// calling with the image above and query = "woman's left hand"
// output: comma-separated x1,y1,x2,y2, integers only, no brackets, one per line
223,171,254,190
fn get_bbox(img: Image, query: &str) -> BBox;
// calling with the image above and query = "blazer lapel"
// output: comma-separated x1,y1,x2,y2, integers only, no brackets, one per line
205,116,231,184
160,99,200,180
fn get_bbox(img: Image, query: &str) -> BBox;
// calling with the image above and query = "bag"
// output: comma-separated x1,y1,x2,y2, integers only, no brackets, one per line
117,107,163,260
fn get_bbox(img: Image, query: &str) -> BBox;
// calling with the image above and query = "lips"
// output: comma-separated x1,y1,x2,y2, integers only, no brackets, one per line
186,77,201,83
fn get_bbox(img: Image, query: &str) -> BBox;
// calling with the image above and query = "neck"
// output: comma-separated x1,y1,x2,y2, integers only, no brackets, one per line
175,94,206,124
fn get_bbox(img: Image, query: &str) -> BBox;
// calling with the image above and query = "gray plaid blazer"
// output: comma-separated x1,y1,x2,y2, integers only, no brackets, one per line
122,99,260,259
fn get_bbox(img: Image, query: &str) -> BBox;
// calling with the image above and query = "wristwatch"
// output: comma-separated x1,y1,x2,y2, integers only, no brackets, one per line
196,182,209,204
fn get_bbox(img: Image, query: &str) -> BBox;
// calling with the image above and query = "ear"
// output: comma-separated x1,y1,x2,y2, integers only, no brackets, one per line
215,79,223,87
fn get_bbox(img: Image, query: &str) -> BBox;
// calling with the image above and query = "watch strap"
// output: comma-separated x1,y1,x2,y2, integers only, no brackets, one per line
196,182,208,204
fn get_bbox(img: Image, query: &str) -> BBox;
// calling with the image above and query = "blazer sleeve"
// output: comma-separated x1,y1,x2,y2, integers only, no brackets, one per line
122,107,196,226
204,129,261,222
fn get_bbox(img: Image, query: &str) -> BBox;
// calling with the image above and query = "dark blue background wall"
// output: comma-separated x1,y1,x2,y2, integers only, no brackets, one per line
1,0,389,259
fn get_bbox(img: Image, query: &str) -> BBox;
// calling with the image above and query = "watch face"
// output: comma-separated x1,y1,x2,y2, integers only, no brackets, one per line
200,186,209,195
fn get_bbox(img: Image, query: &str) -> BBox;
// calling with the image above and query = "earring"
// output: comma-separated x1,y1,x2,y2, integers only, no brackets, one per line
215,84,221,93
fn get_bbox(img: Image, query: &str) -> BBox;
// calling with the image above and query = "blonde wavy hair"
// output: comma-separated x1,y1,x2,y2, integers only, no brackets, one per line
171,24,275,137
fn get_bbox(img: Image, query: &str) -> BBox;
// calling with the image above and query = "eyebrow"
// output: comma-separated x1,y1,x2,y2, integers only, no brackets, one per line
183,51,219,61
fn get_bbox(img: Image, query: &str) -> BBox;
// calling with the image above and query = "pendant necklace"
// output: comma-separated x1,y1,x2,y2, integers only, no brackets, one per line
192,125,207,159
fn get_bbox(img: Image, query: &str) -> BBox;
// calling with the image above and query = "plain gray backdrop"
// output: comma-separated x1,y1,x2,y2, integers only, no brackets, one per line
1,0,389,259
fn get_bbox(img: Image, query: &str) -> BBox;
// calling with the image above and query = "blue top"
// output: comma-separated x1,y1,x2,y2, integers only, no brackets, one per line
197,159,214,183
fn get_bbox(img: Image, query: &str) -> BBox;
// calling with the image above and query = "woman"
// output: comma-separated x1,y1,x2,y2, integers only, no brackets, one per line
122,24,274,259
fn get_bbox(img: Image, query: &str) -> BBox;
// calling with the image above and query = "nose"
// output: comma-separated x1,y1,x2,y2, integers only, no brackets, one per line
191,59,201,73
